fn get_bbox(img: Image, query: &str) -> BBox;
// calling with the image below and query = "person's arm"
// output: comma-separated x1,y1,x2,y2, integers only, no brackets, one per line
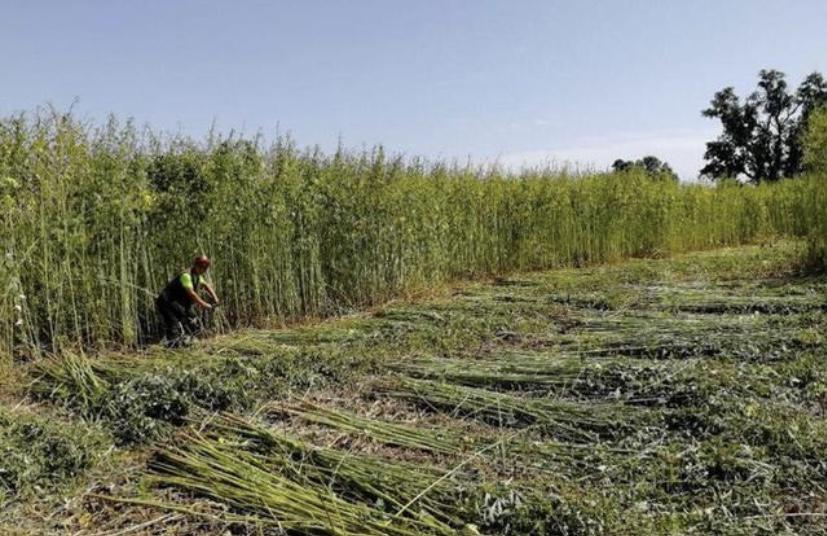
202,281,219,305
186,288,212,310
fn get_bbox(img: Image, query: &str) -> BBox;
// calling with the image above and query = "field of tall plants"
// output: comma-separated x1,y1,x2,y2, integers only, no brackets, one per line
0,110,824,360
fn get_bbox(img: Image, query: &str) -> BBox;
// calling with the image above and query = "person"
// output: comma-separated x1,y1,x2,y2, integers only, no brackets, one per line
156,255,219,347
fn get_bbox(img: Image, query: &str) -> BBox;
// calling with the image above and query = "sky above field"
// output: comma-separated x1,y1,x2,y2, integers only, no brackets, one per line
3,1,827,180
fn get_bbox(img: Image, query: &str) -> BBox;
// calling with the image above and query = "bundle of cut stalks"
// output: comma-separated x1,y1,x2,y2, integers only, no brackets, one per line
150,414,469,534
378,377,639,442
28,353,114,410
274,401,464,455
392,355,593,390
273,401,636,470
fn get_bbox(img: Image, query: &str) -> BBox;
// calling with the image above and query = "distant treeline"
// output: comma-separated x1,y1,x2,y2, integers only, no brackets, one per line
0,111,824,358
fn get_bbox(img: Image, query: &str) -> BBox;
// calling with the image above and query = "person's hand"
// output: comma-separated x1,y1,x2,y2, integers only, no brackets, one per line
201,303,213,311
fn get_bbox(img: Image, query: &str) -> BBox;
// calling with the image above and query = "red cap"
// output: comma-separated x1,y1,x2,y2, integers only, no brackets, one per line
194,255,211,268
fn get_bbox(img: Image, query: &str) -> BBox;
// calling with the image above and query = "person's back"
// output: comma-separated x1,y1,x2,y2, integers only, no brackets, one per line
160,270,204,307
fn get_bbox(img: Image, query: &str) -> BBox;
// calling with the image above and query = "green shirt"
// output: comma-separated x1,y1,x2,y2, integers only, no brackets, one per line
180,272,200,291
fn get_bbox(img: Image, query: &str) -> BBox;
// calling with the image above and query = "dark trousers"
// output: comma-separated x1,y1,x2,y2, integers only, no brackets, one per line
156,295,196,345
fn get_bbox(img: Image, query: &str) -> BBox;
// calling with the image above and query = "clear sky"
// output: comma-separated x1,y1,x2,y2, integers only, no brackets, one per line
3,0,827,179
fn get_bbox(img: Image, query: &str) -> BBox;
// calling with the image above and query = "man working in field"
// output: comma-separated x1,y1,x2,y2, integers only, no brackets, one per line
156,255,220,347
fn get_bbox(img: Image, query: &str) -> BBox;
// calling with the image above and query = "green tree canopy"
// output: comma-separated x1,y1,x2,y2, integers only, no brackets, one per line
701,69,827,183
612,156,678,181
803,106,827,174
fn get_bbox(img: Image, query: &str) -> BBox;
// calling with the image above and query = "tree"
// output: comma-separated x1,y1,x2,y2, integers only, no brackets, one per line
612,155,678,181
803,106,827,174
701,69,827,183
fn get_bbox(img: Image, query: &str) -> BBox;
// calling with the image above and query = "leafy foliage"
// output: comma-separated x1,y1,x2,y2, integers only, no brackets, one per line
29,348,365,445
611,156,678,181
701,69,827,182
0,410,101,503
803,106,827,174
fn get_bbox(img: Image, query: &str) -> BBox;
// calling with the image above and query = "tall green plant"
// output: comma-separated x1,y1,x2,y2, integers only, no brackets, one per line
0,110,820,361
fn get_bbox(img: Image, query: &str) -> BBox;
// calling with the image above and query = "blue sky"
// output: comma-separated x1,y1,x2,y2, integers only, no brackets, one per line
3,0,826,179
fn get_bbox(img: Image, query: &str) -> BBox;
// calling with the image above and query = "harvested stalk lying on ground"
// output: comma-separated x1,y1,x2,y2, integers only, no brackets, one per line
378,377,642,441
391,355,592,390
152,439,451,535
151,414,471,532
392,356,703,405
273,402,639,473
273,401,465,455
28,354,115,412
664,299,825,315
556,310,821,361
